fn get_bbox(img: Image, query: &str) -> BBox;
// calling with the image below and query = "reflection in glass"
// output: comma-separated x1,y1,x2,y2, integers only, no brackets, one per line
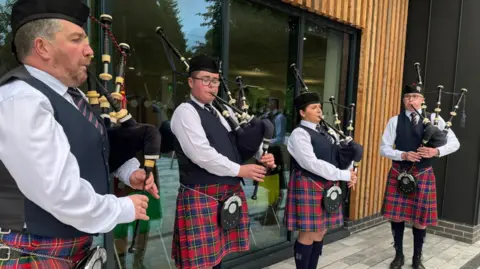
0,0,19,77
104,1,221,268
226,0,296,259
303,21,347,126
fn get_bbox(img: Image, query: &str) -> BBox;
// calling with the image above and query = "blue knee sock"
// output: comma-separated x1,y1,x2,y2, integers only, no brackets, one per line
294,240,313,269
308,240,323,269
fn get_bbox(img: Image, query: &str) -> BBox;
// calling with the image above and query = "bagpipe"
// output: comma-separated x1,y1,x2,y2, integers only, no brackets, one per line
155,26,274,159
410,62,467,148
86,14,162,253
290,63,364,171
155,26,275,200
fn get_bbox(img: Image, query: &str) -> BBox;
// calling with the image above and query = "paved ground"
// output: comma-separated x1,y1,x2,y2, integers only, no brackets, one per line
267,222,480,269
104,156,480,269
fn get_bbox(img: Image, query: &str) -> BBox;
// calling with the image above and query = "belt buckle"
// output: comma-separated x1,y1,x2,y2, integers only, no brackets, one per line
0,245,10,261
0,228,11,234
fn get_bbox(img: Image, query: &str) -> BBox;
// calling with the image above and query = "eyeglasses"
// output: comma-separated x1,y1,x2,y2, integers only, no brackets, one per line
191,76,221,87
403,94,423,100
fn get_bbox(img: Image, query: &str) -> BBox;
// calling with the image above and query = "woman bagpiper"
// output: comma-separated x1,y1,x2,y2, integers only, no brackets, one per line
285,91,358,269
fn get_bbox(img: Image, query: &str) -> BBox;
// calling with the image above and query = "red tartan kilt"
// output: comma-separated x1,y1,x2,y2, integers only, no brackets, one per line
285,170,344,232
171,183,249,269
0,232,92,269
382,163,438,226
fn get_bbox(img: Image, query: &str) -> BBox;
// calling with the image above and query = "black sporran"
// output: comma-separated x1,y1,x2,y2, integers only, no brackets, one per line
397,172,417,195
322,185,342,213
218,194,242,230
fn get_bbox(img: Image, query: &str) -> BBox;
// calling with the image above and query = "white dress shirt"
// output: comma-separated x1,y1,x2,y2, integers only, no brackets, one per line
287,120,351,182
0,65,139,234
170,95,263,177
380,109,460,161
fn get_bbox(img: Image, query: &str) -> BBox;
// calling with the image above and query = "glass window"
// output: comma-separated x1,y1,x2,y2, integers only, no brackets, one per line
95,1,221,268
0,0,19,77
303,20,349,128
225,0,298,259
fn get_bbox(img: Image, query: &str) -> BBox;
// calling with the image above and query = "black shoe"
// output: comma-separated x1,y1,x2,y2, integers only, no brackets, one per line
412,256,425,269
389,253,404,269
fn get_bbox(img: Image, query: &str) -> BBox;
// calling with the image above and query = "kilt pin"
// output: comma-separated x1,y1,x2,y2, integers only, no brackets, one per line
171,183,249,269
0,232,92,269
285,170,344,232
382,163,438,227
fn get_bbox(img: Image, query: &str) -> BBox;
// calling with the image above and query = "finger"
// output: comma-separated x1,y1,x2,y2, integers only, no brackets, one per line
411,152,422,158
252,176,264,182
138,214,150,221
255,167,267,174
142,201,148,209
137,207,146,216
253,172,266,179
140,195,149,203
149,186,160,199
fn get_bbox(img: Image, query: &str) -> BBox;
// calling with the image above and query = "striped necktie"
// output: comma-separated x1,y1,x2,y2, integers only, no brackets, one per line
204,103,218,118
316,124,335,144
411,112,418,126
67,87,104,135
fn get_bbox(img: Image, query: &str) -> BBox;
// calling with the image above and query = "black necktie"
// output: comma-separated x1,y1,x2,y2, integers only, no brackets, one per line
411,112,418,126
204,104,218,118
316,124,334,144
67,87,104,135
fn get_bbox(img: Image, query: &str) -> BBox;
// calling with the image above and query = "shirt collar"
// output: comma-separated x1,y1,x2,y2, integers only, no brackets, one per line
190,94,213,108
405,109,422,118
24,65,69,96
300,120,318,131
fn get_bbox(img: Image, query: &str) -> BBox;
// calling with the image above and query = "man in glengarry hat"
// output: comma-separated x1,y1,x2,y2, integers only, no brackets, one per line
170,54,276,269
0,0,159,267
380,83,460,269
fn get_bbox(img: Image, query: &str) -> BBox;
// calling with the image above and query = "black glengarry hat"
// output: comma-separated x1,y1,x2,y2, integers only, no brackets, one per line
10,0,89,59
294,91,321,111
11,0,90,38
403,83,423,96
188,54,219,76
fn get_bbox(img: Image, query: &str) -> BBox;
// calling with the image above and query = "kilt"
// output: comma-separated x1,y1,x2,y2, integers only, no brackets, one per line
0,231,92,269
171,183,249,269
285,170,344,232
381,163,438,226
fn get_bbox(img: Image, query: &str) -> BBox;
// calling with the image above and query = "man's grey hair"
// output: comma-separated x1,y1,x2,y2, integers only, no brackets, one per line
14,19,62,62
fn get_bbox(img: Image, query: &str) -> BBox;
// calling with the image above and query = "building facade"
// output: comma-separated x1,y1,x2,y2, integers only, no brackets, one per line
0,0,412,268
86,0,409,268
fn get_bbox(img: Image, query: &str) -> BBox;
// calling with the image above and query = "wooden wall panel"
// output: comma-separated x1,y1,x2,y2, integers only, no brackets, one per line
282,0,409,220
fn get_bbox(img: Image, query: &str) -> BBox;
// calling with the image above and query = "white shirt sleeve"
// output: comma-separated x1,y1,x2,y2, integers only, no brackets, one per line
287,128,351,182
380,116,405,161
170,103,241,177
113,157,140,187
0,90,135,234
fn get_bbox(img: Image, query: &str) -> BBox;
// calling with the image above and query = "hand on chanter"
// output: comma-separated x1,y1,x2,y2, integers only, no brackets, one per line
402,151,422,162
260,153,276,169
417,146,439,159
129,169,160,199
238,164,267,182
348,168,357,188
128,194,150,221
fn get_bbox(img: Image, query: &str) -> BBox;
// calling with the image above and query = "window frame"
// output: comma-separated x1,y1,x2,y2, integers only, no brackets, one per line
93,0,361,268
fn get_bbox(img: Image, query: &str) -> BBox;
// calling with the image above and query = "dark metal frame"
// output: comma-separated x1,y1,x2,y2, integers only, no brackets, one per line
92,0,360,268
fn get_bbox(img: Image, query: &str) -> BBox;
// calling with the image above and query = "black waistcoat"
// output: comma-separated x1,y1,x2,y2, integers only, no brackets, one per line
0,66,110,238
393,111,433,169
291,125,339,182
173,100,243,185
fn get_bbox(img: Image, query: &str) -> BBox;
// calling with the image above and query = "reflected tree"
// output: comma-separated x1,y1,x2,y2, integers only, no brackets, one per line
0,0,18,77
